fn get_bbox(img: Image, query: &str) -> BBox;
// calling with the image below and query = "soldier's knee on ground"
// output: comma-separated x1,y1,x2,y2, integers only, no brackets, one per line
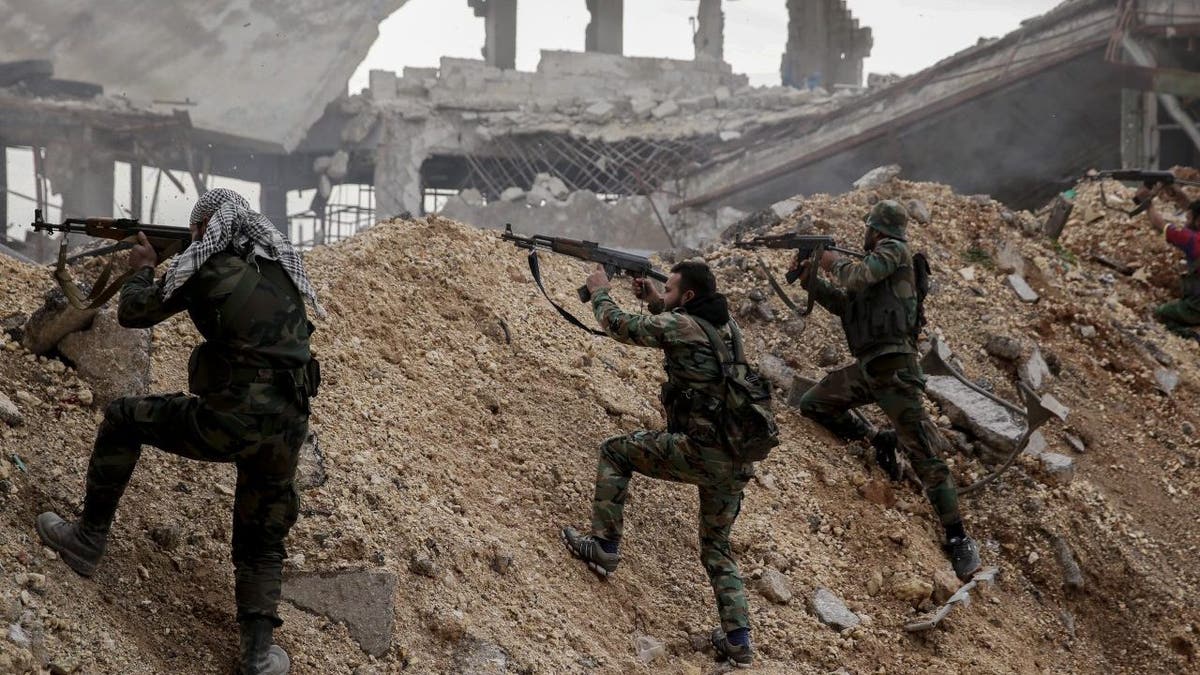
797,389,825,419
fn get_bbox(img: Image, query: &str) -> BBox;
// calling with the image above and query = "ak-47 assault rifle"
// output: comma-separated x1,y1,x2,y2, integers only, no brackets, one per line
501,224,668,335
30,209,193,310
1084,169,1200,216
733,233,865,319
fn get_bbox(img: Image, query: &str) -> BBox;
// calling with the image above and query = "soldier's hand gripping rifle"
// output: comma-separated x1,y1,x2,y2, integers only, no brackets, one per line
501,224,669,335
1084,169,1200,216
733,233,864,318
30,209,193,310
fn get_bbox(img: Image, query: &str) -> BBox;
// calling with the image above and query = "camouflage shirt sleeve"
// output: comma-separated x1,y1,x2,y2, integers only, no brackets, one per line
830,240,905,293
116,267,191,328
591,288,680,348
808,272,848,316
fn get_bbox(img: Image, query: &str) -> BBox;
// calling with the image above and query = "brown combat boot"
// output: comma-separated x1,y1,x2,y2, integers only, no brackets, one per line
239,617,290,675
35,512,107,577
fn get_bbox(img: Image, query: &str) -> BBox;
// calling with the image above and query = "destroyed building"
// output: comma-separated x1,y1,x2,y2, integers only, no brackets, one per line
2,0,1199,254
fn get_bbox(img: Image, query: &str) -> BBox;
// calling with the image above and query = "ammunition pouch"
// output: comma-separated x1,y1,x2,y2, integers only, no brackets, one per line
188,342,232,397
188,342,319,412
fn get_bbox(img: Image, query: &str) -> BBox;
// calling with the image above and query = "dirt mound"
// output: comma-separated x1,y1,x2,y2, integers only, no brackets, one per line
1,180,1198,674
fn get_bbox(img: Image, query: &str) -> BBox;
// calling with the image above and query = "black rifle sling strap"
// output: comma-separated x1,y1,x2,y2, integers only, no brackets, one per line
526,249,606,336
754,256,804,320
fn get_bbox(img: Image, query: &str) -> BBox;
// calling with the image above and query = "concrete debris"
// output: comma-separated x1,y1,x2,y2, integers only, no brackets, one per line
1064,434,1087,453
282,569,397,657
718,129,742,142
932,569,962,604
1154,368,1180,396
983,334,1023,361
997,240,1025,276
958,266,977,282
1039,452,1075,486
20,288,99,356
1053,536,1084,592
905,567,1000,632
925,375,1025,452
629,97,656,118
499,187,526,203
1024,430,1048,457
1019,347,1051,391
891,576,933,607
758,568,793,604
1007,275,1039,303
57,309,151,408
756,353,795,391
650,100,680,119
770,196,804,219
1039,393,1070,422
1077,324,1097,339
634,635,666,665
453,638,512,674
583,101,615,123
907,199,931,225
852,164,902,189
0,392,22,426
327,150,350,182
808,588,860,630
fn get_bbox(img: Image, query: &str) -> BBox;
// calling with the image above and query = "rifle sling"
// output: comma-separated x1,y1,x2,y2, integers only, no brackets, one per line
526,250,606,336
755,256,805,320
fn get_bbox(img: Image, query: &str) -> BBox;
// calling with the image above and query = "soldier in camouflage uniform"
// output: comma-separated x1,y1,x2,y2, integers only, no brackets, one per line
1136,183,1200,340
36,189,320,675
561,261,757,668
794,200,982,580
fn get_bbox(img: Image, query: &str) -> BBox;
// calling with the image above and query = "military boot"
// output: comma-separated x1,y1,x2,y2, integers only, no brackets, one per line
561,526,620,578
239,617,290,675
35,512,107,577
944,534,982,582
710,627,753,668
870,430,902,481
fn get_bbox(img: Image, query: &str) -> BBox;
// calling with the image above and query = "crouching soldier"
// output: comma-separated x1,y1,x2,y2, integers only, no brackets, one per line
35,188,322,675
562,261,776,668
794,200,982,581
1137,183,1200,341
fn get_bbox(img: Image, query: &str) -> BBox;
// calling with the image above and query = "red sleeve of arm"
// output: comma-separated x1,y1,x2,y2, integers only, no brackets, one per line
1164,224,1195,250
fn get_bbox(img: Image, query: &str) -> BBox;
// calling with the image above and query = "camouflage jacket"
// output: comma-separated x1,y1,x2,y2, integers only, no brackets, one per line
591,288,733,447
809,238,918,364
119,249,313,413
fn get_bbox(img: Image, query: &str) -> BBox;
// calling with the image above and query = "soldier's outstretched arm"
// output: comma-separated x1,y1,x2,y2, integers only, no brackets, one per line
829,241,904,293
116,268,191,328
591,288,679,348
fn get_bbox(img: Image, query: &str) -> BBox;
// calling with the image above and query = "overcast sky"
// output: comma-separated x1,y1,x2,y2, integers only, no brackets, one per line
350,0,1065,90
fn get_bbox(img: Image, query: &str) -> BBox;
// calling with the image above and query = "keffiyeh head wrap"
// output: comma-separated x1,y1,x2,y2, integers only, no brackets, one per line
161,188,325,318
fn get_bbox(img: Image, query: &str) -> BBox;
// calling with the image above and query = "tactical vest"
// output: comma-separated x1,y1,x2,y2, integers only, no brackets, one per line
841,244,919,359
660,319,732,449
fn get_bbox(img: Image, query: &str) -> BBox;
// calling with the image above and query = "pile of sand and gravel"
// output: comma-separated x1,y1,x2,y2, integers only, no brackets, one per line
1,176,1199,674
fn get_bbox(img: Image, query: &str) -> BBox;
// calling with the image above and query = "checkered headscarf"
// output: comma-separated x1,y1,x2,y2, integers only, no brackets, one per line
161,188,325,317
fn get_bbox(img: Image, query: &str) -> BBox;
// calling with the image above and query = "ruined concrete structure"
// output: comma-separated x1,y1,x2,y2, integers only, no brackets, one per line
781,0,872,89
4,0,1200,258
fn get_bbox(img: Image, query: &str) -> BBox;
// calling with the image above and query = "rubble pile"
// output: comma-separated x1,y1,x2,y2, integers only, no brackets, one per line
2,176,1199,673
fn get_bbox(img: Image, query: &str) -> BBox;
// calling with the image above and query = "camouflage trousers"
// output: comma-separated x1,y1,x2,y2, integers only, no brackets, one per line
83,392,308,626
1154,295,1200,339
590,430,753,633
798,353,962,529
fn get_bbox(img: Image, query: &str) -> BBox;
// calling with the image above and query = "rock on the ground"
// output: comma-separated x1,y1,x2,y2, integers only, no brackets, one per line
857,479,896,508
282,569,397,656
1053,536,1084,591
20,287,100,355
1154,369,1180,396
758,568,793,604
907,199,931,225
853,164,902,189
817,344,840,367
58,308,151,407
892,577,933,607
757,353,795,390
1039,452,1075,486
453,638,511,674
0,392,22,426
635,635,666,665
1019,347,1052,391
997,241,1025,275
983,334,1023,361
926,375,1025,451
1007,275,1039,303
808,588,860,630
932,569,962,604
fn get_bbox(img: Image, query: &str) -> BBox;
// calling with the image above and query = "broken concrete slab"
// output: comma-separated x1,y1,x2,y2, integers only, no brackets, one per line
282,569,397,657
499,187,526,203
1019,347,1051,391
926,375,1025,452
20,288,100,356
1039,393,1070,422
1007,275,1039,303
1024,430,1048,457
57,309,151,408
809,588,860,630
852,164,901,189
770,196,804,219
650,100,680,119
583,101,615,123
629,97,656,118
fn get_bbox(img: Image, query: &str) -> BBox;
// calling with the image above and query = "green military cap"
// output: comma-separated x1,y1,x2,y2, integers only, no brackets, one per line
864,200,909,240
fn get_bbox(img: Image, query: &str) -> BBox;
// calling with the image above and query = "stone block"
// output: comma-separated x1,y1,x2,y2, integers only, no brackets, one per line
651,100,680,119
583,100,616,123
1007,275,1039,303
57,309,150,408
809,588,860,630
1039,452,1075,486
925,375,1024,452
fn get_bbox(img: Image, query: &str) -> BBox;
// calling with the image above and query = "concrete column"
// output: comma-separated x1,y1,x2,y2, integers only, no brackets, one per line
375,118,427,220
261,181,288,236
59,157,114,218
694,0,724,62
130,162,143,220
482,0,517,70
781,0,828,89
585,0,623,55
